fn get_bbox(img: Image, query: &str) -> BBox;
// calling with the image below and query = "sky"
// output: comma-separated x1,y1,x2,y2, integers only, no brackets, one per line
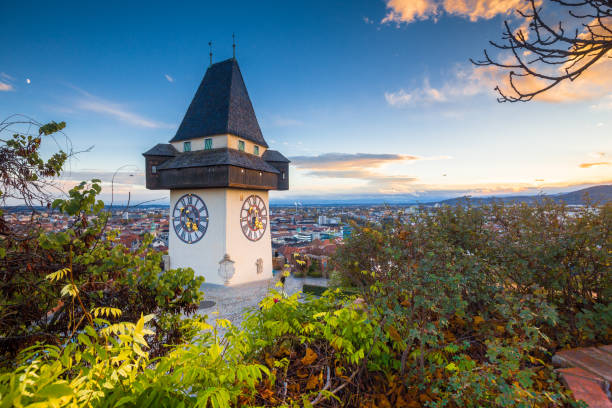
1,0,611,205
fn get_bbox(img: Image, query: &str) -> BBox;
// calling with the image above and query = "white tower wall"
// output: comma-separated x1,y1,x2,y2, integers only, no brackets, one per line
168,188,272,285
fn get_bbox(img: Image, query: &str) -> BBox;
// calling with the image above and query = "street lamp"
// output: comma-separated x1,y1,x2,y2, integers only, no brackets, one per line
110,164,139,208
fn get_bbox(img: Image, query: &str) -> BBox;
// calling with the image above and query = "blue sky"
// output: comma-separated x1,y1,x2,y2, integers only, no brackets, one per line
1,0,611,204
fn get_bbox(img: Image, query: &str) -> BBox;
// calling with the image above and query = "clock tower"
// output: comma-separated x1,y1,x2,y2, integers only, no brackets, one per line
143,58,289,285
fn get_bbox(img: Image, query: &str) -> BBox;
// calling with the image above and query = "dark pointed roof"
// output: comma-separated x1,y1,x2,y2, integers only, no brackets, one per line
142,143,178,157
169,58,268,148
156,148,279,174
263,149,290,163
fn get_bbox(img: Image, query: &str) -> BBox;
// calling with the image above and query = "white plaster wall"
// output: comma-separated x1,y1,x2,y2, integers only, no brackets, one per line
171,135,223,152
168,188,272,285
169,188,227,285
227,134,266,156
170,134,266,156
225,189,272,285
171,138,204,152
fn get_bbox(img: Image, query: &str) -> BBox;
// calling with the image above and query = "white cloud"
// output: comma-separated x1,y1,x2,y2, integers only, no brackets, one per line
385,89,413,106
591,94,612,111
164,74,174,83
71,87,173,129
0,72,14,91
363,16,374,24
385,67,488,106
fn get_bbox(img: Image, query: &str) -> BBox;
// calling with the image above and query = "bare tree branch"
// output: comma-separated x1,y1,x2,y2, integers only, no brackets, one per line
472,0,612,102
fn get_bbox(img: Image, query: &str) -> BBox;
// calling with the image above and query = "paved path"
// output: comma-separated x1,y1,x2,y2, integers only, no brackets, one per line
195,275,329,328
554,345,612,407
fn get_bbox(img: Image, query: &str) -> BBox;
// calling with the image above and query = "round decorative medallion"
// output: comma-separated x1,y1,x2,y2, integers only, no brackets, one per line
240,195,268,241
172,193,209,244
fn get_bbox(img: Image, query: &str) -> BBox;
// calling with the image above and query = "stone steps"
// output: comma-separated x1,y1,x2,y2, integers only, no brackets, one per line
553,345,612,407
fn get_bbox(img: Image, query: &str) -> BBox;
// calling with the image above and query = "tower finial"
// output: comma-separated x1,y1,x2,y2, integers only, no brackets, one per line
232,33,236,60
208,41,213,66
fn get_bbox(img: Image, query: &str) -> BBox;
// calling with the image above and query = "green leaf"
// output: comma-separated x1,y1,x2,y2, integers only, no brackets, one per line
37,382,73,398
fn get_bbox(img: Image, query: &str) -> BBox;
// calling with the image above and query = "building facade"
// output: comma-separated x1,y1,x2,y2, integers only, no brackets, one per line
143,58,289,285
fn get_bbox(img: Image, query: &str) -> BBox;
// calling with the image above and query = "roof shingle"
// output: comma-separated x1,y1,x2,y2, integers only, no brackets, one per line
156,148,279,174
169,59,268,148
142,143,178,157
263,149,290,163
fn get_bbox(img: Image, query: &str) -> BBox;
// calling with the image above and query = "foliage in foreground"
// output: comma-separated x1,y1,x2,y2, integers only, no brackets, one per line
0,119,204,360
2,199,609,407
0,118,608,407
1,312,268,408
0,285,586,408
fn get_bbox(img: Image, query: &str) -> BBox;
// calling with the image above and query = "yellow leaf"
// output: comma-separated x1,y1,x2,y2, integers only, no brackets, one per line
305,374,319,390
387,325,402,342
60,283,78,298
264,353,275,368
301,347,318,366
473,315,484,325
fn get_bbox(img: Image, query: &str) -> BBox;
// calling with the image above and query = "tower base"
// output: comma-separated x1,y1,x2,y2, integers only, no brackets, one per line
168,188,273,286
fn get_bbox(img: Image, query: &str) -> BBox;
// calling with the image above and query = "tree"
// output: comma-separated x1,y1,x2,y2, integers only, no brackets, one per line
0,117,203,360
473,0,612,102
0,115,69,208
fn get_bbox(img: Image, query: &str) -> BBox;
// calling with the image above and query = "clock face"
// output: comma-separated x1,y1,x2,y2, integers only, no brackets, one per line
172,193,209,244
240,195,268,241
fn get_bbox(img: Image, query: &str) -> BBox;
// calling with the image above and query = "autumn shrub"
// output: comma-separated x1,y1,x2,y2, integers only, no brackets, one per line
333,200,611,349
0,119,204,360
0,179,204,361
324,200,610,406
0,118,606,406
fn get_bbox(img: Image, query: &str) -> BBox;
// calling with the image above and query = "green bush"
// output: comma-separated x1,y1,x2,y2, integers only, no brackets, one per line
306,258,323,278
0,180,204,360
0,313,268,407
0,119,606,407
0,119,204,360
333,200,611,350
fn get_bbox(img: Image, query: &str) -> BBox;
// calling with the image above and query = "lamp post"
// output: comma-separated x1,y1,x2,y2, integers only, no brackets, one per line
110,164,139,208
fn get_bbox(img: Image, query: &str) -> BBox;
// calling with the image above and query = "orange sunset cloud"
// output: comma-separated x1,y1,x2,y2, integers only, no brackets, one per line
382,0,528,24
579,162,611,168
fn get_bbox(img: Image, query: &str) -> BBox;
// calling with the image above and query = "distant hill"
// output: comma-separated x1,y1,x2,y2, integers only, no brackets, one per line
436,185,612,206
2,203,170,213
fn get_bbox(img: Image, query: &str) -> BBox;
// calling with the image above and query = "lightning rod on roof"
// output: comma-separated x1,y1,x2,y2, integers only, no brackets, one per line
232,33,236,59
209,41,213,66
